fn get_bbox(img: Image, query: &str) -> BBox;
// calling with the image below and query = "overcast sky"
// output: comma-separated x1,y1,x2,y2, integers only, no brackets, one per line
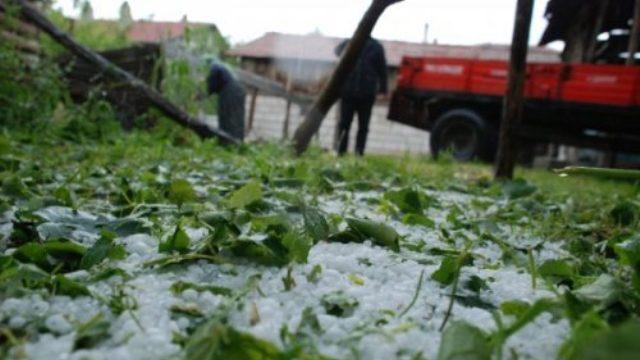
54,0,559,47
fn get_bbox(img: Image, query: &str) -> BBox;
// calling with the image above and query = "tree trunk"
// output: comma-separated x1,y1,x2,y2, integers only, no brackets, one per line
13,0,239,144
246,87,258,136
560,5,592,63
627,0,640,66
585,0,609,63
494,0,535,180
292,0,403,155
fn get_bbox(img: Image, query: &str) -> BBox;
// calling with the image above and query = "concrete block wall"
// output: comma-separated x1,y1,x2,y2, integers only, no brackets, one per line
245,95,431,155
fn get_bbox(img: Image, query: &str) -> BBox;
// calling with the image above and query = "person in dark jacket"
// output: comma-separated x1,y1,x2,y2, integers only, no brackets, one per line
207,62,246,141
335,36,388,156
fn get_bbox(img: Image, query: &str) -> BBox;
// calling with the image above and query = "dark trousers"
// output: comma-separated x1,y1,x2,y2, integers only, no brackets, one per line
218,82,246,141
337,97,375,156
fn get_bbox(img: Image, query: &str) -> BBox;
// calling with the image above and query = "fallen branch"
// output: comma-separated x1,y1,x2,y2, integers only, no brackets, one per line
13,0,239,144
554,166,640,181
292,0,403,155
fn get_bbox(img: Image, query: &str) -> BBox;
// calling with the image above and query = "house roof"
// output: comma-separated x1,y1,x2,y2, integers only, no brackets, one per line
227,32,560,66
126,20,214,43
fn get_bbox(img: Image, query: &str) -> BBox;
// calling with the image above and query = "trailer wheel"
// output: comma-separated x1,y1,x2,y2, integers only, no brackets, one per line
430,109,497,162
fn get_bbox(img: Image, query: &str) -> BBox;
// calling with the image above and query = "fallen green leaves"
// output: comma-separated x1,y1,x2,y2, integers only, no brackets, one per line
327,218,400,252
2,130,640,359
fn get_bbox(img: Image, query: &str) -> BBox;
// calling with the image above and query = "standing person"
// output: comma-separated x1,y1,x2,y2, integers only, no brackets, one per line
335,36,388,156
207,62,246,141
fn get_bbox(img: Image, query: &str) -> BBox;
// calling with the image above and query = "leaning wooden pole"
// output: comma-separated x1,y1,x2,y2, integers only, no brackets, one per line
12,0,239,144
292,0,403,155
494,0,534,180
627,0,640,66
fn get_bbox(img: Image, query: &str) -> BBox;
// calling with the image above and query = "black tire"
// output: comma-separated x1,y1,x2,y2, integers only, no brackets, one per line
430,109,497,162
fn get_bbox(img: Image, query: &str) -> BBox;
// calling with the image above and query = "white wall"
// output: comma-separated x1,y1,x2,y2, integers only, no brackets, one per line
245,95,431,155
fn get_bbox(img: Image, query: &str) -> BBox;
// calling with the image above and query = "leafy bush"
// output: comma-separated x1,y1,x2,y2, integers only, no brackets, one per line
0,42,67,128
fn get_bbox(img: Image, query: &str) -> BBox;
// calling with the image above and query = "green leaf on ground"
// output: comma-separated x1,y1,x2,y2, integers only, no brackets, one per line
538,259,575,281
437,321,491,360
170,281,233,297
610,201,638,226
431,257,458,285
301,205,330,242
402,213,435,228
74,313,111,350
572,319,640,360
80,232,126,269
502,179,537,200
384,187,432,214
321,291,359,317
573,275,621,308
53,275,91,297
345,218,400,252
559,311,609,360
282,232,312,264
168,179,198,205
227,180,263,209
185,320,282,360
159,226,191,254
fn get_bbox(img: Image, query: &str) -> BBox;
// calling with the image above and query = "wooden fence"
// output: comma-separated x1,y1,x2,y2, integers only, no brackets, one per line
58,43,163,128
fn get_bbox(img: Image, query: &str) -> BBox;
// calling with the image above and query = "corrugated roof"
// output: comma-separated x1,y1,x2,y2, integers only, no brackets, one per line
227,32,560,66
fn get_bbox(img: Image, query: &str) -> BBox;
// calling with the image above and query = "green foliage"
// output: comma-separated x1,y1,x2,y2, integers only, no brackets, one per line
2,111,640,358
281,232,312,264
572,319,640,360
384,187,433,214
168,179,198,205
431,256,459,285
559,311,609,360
344,218,400,252
501,179,537,199
161,25,232,115
80,232,126,269
301,204,330,243
538,259,576,283
437,321,491,360
171,281,233,297
160,225,192,254
227,181,263,209
74,313,111,350
43,9,130,52
53,274,91,297
321,291,359,317
0,40,67,128
572,275,622,308
185,320,282,360
610,200,639,226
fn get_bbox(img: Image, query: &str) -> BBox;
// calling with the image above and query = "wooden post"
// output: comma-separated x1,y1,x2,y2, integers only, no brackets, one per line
283,100,292,140
332,101,343,151
494,0,534,180
246,87,258,136
292,0,404,155
282,77,293,140
586,0,609,63
627,0,640,66
12,0,238,144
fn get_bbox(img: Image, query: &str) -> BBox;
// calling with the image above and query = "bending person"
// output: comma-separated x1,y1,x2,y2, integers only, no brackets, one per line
207,62,246,141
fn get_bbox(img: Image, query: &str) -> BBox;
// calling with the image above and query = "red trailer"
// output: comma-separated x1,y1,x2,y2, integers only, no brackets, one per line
388,57,640,161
